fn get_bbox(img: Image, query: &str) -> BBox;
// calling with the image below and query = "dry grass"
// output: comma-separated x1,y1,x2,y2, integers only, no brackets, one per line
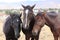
0,18,54,40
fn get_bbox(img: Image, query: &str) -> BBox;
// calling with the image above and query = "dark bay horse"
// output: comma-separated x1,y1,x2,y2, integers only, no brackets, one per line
3,13,22,40
32,11,60,40
32,12,45,40
22,5,39,40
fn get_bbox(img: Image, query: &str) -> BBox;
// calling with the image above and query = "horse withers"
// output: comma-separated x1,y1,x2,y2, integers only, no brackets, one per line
3,13,22,40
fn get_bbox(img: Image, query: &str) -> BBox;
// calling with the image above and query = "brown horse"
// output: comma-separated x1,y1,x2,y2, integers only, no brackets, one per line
22,4,39,40
32,12,45,40
32,11,60,40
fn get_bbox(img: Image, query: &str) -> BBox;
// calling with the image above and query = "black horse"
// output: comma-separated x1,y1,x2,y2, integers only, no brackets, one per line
3,13,22,40
22,5,38,40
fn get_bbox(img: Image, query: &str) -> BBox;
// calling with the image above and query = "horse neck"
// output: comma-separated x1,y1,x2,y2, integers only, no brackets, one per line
44,14,55,26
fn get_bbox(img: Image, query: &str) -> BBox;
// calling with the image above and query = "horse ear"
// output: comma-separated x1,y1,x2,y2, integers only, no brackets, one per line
22,4,26,8
31,4,36,9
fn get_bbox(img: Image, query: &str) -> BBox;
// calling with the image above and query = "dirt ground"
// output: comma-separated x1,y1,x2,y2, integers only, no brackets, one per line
0,18,54,40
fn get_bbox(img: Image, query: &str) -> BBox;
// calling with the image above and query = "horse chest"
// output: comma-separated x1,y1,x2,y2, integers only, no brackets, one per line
54,23,60,31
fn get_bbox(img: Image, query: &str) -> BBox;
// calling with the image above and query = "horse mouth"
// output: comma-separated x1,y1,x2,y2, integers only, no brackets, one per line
15,34,20,38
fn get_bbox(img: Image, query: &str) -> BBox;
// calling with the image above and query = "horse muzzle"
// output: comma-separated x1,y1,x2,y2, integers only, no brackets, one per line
32,30,38,36
15,34,20,38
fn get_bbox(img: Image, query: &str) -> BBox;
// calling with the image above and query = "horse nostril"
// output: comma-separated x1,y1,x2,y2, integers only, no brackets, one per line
17,34,20,38
32,32,38,36
16,34,20,38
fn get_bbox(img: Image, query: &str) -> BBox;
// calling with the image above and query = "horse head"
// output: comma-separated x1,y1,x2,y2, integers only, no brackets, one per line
10,13,22,38
22,4,35,29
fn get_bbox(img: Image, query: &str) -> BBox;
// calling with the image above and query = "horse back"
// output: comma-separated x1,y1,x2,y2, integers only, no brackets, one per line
47,12,58,18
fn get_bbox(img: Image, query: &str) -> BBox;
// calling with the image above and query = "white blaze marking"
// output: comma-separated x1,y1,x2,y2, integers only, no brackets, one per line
25,9,29,14
25,9,29,28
